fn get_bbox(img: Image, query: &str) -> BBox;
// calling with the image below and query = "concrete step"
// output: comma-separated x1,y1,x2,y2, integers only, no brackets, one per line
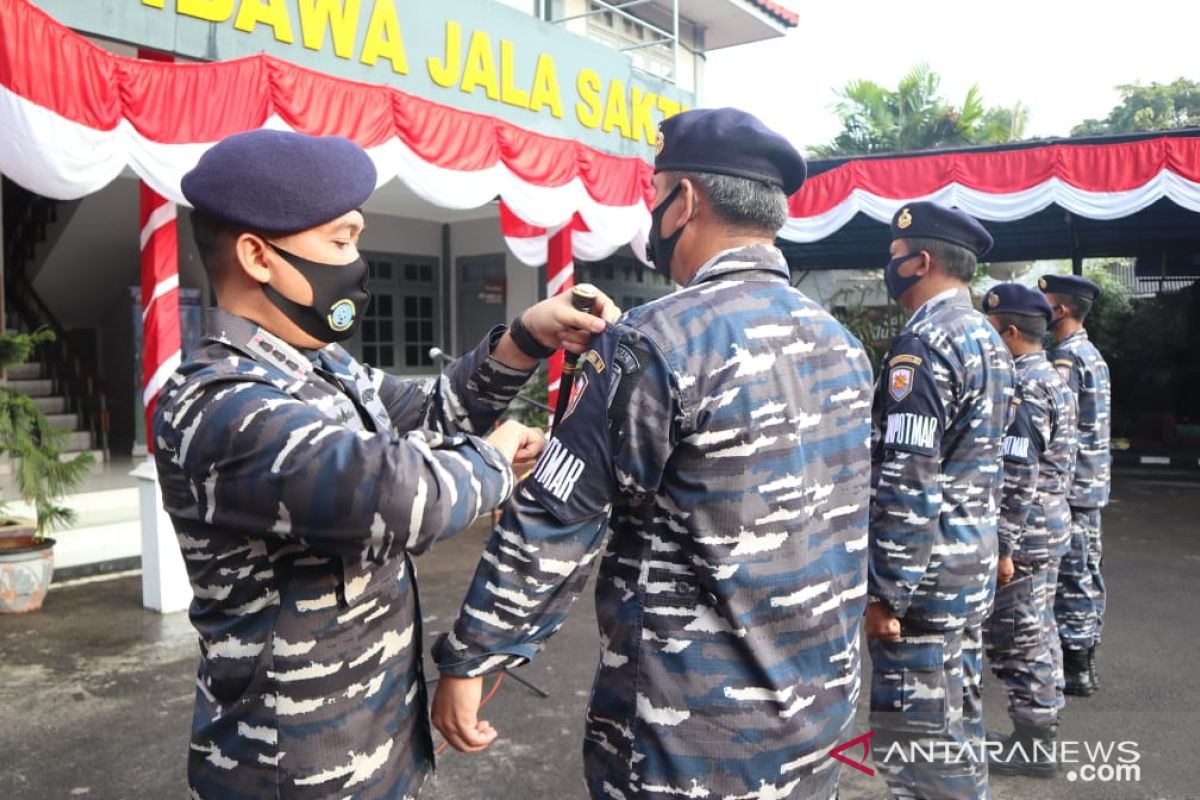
45,412,81,430
33,396,67,414
0,448,105,480
5,487,141,571
6,362,42,380
60,431,94,451
6,378,53,397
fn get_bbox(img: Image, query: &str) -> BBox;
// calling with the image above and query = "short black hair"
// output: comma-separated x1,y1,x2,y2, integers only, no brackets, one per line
1059,293,1094,321
190,210,285,281
991,312,1047,344
667,171,788,234
903,236,977,283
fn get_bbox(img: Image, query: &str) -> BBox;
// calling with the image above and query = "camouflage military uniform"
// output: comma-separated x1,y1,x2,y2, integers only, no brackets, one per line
436,245,874,799
867,288,1015,800
1050,330,1111,654
983,352,1077,729
154,309,531,799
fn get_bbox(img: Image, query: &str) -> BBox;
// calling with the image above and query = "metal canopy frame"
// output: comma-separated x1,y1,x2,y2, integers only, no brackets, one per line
542,0,681,84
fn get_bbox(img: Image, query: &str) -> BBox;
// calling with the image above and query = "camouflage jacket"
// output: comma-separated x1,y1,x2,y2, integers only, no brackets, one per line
868,288,1015,630
998,352,1078,564
153,310,529,800
436,245,874,799
1049,329,1111,509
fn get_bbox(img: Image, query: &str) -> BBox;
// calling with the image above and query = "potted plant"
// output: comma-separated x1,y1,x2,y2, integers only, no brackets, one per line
0,328,92,613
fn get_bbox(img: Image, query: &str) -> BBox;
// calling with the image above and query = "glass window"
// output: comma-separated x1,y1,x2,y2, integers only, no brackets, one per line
359,252,441,374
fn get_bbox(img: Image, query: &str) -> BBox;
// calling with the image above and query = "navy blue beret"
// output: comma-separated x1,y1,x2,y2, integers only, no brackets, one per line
182,130,377,233
655,108,807,195
983,282,1053,323
891,201,994,258
1038,274,1101,300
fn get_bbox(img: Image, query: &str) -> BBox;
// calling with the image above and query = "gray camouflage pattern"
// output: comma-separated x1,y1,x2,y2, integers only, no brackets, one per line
1050,329,1111,649
868,288,1014,800
153,309,530,799
437,245,875,799
996,352,1077,565
985,351,1076,729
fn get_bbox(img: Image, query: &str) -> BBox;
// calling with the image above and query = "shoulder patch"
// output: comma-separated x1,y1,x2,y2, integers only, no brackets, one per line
889,353,924,368
889,365,915,401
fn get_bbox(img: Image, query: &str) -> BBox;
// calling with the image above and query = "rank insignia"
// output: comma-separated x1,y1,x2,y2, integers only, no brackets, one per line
897,207,913,229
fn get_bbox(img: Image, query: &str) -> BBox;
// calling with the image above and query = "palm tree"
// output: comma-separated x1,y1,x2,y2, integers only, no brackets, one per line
813,65,1028,157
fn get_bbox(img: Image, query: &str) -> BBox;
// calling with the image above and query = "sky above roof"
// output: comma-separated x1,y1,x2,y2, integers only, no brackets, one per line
706,0,1198,152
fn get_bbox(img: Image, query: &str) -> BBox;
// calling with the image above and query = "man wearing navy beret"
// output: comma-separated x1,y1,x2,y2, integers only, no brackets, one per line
865,201,1015,799
432,108,874,799
1040,274,1111,696
980,284,1078,777
153,129,619,799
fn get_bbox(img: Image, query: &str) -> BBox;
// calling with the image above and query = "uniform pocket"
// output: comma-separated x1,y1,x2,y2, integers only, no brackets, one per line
869,638,948,735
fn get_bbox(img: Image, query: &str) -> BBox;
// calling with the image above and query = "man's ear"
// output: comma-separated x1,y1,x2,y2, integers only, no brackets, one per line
234,233,272,285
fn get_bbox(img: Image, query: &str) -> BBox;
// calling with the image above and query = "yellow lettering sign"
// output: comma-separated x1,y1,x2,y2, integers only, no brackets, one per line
298,0,360,60
141,0,166,9
176,0,235,22
499,40,530,110
529,54,563,119
602,79,631,139
427,20,461,89
630,86,657,143
575,69,603,129
359,0,408,73
233,0,295,43
460,29,500,101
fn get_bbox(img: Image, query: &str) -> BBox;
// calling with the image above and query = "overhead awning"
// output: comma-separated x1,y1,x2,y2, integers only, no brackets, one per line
0,0,658,265
779,130,1200,271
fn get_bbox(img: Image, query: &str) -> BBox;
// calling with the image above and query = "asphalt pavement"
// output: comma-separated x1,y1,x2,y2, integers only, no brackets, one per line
1,470,1196,800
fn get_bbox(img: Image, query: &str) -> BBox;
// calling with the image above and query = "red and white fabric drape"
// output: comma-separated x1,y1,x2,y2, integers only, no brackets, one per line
0,0,655,264
138,182,180,452
781,136,1200,243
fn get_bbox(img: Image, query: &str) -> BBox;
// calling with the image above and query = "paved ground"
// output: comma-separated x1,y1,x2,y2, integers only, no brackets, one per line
2,470,1197,800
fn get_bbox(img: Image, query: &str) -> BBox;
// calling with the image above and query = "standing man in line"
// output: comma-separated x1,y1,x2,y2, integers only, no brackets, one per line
980,284,1078,778
154,129,618,799
1040,274,1111,695
432,108,875,799
865,202,1015,800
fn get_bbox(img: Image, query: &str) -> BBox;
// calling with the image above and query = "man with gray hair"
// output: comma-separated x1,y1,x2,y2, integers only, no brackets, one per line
432,108,874,799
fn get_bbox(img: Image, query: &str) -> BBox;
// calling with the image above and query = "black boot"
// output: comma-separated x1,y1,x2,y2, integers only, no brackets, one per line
1088,645,1100,692
1063,646,1095,696
989,722,1059,778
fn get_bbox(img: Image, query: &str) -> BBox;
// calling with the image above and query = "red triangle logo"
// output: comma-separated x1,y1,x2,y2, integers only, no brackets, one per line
828,731,875,776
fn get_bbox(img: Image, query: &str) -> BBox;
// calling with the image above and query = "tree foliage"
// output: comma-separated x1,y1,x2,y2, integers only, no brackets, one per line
1072,78,1200,136
813,64,1028,157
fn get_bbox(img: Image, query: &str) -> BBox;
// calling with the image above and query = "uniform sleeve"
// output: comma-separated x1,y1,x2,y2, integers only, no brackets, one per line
375,326,536,435
435,328,678,677
997,388,1048,559
868,335,952,617
157,377,513,559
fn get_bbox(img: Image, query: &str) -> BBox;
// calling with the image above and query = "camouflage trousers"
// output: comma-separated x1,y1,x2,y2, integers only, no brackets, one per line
983,563,1063,729
869,625,991,800
1055,509,1105,650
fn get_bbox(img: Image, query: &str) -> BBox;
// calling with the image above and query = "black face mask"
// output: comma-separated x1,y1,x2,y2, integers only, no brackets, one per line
262,243,371,343
645,183,686,273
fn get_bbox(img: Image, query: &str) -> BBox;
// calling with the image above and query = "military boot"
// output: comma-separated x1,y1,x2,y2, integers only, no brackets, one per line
1088,645,1101,691
988,722,1059,778
1063,645,1095,696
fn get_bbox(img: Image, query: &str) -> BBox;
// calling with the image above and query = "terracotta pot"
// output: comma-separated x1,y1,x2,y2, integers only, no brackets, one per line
0,531,55,614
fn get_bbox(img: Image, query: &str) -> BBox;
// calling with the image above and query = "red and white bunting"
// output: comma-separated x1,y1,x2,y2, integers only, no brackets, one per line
545,227,574,418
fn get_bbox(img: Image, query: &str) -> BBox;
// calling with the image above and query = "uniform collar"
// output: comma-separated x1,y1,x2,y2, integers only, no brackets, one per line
1057,328,1089,346
1015,350,1049,368
908,286,971,325
205,309,338,382
685,244,790,287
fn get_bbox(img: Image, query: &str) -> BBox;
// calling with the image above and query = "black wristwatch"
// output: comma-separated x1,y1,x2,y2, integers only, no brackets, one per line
508,314,556,359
